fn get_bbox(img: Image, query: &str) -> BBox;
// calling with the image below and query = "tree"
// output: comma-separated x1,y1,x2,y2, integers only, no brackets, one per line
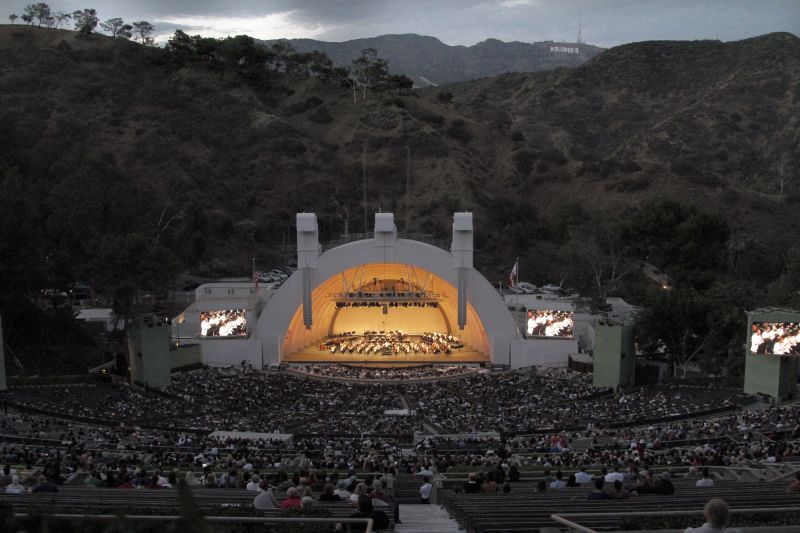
437,91,454,107
560,214,635,310
23,4,36,26
623,199,729,288
329,194,358,237
52,11,71,30
218,34,269,72
388,74,414,95
72,8,98,34
777,151,794,199
132,20,155,45
636,288,718,378
100,17,131,38
768,247,800,310
9,13,18,24
0,168,45,308
24,3,51,27
351,48,388,100
267,41,296,72
309,51,333,79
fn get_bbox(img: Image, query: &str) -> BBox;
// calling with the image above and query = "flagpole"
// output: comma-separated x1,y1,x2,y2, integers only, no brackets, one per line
515,257,520,337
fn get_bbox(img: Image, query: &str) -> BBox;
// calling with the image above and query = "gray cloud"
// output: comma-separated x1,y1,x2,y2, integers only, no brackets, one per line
1,0,797,46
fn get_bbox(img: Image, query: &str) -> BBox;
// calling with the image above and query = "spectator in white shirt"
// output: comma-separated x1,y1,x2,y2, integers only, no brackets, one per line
604,466,624,484
575,467,593,485
5,475,24,494
334,480,352,500
417,465,434,477
246,475,261,491
420,477,433,503
695,469,714,488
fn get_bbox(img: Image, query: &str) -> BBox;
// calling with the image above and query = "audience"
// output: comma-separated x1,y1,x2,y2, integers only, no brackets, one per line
588,479,611,500
420,476,433,503
295,363,479,381
684,498,742,533
696,468,714,487
0,364,794,533
280,487,302,509
342,494,390,533
786,472,800,494
253,484,278,509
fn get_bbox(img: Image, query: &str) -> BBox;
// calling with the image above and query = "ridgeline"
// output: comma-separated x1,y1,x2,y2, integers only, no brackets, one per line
0,25,798,374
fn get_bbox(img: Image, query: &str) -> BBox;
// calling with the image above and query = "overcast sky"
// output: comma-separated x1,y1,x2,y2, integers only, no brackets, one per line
3,0,798,47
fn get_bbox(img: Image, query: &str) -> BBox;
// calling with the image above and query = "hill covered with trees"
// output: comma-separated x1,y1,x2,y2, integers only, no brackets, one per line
0,23,798,377
264,33,603,87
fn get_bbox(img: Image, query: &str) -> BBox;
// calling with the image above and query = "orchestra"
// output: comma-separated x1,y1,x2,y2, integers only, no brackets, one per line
318,330,463,355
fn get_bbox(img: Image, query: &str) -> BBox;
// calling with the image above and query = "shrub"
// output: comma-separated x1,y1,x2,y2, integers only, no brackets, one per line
446,119,472,143
418,112,445,127
513,149,537,175
540,148,568,165
611,175,651,192
306,106,333,124
619,160,642,173
671,160,693,176
382,97,405,108
286,96,323,115
269,138,307,157
695,174,723,188
721,189,740,205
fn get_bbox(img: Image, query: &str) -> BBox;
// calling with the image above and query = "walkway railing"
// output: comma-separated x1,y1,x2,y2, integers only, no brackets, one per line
550,507,800,533
12,513,374,533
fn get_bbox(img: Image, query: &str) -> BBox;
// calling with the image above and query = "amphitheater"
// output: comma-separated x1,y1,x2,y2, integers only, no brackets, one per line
1,214,799,532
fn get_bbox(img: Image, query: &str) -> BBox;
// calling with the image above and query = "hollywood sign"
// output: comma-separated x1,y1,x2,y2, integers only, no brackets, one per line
550,46,580,54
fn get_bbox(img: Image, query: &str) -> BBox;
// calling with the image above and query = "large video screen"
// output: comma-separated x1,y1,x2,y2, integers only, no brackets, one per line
750,322,800,355
200,309,247,337
526,310,574,338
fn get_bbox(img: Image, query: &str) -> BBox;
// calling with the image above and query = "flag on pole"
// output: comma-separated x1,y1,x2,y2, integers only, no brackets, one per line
509,260,518,289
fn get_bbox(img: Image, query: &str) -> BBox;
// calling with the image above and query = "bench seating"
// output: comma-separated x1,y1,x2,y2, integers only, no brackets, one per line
0,487,396,529
439,481,800,532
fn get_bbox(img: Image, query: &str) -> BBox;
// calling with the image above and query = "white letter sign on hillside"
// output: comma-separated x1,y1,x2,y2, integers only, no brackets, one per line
550,46,580,54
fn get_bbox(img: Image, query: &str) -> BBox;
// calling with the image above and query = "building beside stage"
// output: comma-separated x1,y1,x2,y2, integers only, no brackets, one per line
171,211,599,370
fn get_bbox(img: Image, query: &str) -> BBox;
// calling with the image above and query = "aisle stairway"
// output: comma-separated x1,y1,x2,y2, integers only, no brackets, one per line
393,474,426,504
395,504,461,533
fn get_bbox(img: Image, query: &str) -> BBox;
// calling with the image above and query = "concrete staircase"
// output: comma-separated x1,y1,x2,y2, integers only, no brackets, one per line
395,504,461,533
393,474,426,504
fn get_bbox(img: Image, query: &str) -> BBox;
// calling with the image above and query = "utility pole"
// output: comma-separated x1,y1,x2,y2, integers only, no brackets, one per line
405,146,411,233
362,143,368,234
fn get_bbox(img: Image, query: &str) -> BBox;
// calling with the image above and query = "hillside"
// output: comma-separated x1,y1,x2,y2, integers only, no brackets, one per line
444,32,800,258
0,26,798,292
264,33,603,87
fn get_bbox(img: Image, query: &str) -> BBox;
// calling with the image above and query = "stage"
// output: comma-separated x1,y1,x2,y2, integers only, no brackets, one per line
283,344,490,365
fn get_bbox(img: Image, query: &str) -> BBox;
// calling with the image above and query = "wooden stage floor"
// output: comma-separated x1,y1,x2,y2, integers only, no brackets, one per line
283,346,489,365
